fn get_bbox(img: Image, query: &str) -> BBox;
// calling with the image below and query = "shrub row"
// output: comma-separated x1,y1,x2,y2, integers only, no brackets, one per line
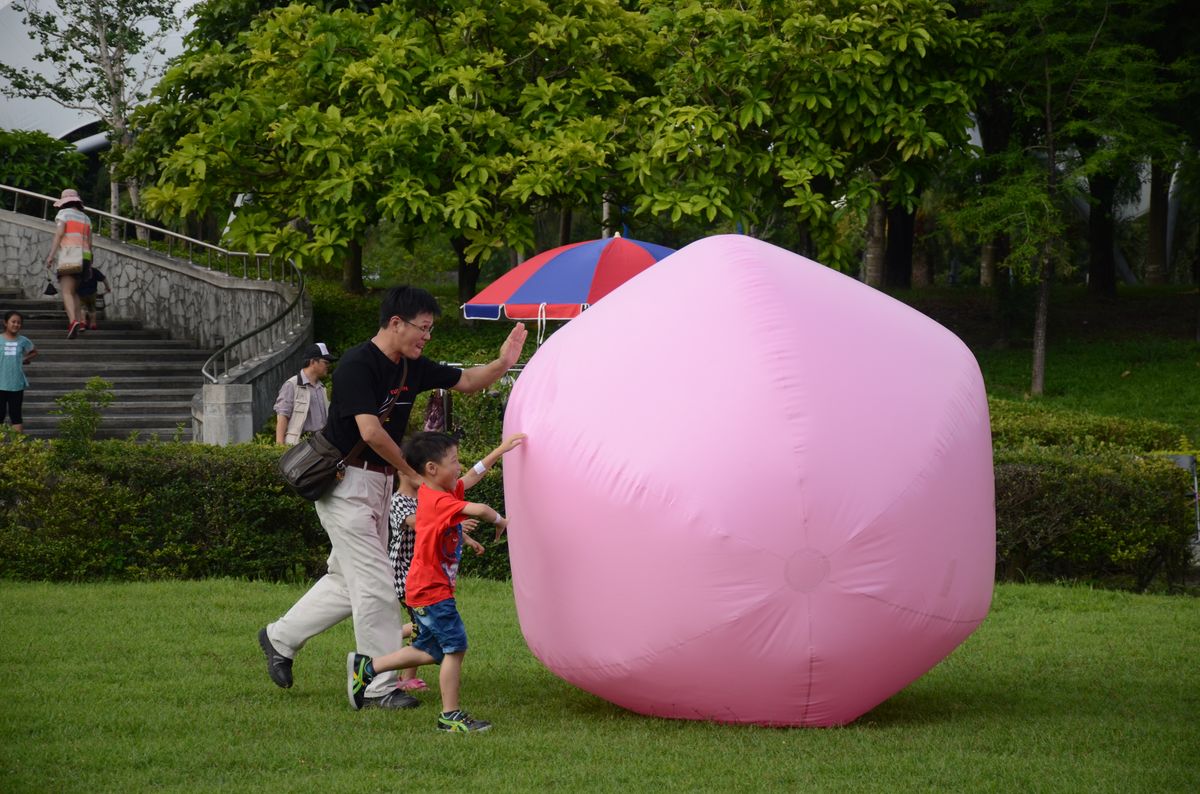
989,397,1187,452
2,432,1194,592
995,442,1195,591
0,435,513,583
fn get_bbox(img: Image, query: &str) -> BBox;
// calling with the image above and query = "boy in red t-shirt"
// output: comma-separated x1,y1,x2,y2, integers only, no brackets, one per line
347,430,524,732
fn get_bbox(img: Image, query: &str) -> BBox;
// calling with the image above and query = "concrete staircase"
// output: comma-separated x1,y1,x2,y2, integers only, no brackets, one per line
2,286,212,440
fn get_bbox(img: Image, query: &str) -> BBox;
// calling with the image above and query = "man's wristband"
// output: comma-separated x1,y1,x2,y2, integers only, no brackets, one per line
473,461,488,476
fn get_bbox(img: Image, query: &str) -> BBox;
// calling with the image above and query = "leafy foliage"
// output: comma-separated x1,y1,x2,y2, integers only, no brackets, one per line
49,376,114,465
132,0,651,289
0,128,86,195
994,442,1194,591
0,0,182,218
127,0,999,282
0,438,328,582
623,0,996,269
989,397,1185,452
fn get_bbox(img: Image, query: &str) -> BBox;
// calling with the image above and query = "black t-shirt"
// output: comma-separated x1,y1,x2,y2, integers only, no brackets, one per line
324,340,462,465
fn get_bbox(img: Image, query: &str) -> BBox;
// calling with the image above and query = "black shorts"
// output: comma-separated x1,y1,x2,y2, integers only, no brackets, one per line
0,390,25,425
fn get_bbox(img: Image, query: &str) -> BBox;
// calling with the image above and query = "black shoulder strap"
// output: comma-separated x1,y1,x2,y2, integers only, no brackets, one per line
341,357,409,467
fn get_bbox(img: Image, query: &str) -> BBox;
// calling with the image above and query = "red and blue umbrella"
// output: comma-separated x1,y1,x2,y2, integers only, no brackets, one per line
463,236,676,322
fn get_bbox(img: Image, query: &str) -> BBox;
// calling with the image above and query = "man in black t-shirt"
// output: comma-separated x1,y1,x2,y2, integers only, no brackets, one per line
258,285,527,709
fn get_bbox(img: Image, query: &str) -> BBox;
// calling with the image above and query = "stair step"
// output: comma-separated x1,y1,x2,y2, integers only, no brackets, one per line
20,323,173,336
30,359,207,373
24,399,192,411
32,351,211,364
23,426,194,441
30,377,203,390
34,338,199,350
22,414,196,429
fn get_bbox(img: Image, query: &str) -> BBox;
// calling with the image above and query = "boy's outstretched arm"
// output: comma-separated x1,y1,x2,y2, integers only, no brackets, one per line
460,433,526,490
460,502,507,542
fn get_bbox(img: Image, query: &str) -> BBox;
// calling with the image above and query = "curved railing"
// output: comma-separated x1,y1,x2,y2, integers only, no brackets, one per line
201,268,306,383
0,184,306,383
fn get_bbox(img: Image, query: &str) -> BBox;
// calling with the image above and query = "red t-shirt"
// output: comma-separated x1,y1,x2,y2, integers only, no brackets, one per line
404,481,468,607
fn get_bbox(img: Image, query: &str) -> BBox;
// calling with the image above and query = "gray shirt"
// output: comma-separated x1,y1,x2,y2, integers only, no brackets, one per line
273,371,329,434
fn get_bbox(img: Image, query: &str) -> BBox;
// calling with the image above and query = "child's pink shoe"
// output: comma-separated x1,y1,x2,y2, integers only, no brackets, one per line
396,678,427,692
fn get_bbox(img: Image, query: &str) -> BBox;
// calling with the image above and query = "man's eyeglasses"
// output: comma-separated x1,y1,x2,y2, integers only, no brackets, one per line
400,317,434,336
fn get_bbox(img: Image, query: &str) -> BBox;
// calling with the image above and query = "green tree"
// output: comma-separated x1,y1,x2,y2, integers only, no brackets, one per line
622,0,994,273
130,0,649,299
0,0,183,231
0,128,86,198
957,0,1183,394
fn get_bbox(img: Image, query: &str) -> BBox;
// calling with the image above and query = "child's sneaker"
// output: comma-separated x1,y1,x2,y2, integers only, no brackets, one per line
438,709,491,733
346,652,374,710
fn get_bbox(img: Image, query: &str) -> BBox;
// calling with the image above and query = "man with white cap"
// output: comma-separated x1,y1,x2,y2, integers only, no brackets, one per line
274,342,335,446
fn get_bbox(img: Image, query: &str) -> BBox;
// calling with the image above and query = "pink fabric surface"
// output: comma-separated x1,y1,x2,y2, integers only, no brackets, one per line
501,235,995,726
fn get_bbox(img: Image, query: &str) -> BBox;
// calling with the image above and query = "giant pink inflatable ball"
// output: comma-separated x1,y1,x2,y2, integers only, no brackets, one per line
501,234,994,727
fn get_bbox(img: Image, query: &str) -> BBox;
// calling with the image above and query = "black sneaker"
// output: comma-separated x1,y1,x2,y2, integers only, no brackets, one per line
347,652,374,710
257,628,293,688
363,690,421,710
437,709,491,733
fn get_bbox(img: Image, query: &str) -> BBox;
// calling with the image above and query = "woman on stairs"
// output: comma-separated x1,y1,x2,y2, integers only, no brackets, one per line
44,188,92,339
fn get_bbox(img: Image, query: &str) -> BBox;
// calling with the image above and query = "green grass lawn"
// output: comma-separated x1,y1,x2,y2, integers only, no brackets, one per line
976,338,1200,442
2,579,1197,792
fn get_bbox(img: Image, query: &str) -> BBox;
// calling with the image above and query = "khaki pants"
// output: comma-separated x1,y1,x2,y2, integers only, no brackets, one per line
267,466,403,696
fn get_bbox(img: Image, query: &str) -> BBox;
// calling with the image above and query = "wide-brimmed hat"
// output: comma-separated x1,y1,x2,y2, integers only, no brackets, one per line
304,342,336,362
53,188,83,208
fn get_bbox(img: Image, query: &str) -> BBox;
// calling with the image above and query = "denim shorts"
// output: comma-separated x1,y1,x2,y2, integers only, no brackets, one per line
409,598,468,664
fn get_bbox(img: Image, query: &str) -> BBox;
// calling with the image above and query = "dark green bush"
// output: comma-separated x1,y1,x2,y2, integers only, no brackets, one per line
5,394,1193,593
989,397,1185,451
994,442,1195,591
0,128,86,199
0,434,518,583
0,438,328,582
308,280,381,356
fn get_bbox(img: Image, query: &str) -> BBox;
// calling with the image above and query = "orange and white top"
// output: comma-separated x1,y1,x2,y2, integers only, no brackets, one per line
54,206,91,270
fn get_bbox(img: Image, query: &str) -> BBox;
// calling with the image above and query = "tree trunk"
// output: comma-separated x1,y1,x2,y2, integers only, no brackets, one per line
884,203,914,288
1145,158,1172,285
127,178,150,242
864,196,886,287
910,208,932,287
452,236,480,306
342,239,365,294
911,244,932,288
558,206,572,247
1086,170,1118,297
108,173,121,238
1030,246,1053,396
980,239,996,287
1031,51,1058,396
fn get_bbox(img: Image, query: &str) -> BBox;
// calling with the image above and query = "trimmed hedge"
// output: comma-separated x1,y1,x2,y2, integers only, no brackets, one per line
989,397,1186,452
0,438,326,582
2,432,1195,592
0,435,514,583
994,443,1195,591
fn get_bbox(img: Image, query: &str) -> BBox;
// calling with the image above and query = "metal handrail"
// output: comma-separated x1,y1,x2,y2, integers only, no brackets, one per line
201,268,306,383
2,183,307,382
2,184,290,279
